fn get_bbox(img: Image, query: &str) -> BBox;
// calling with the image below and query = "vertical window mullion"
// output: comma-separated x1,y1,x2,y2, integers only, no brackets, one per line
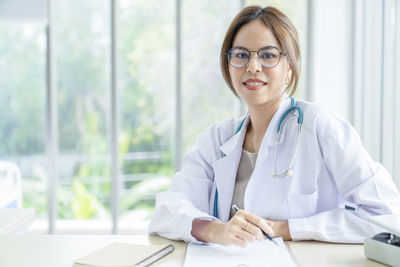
362,1,383,161
305,0,316,102
394,0,400,189
175,0,182,171
239,0,246,117
381,0,395,175
110,0,119,234
46,0,58,234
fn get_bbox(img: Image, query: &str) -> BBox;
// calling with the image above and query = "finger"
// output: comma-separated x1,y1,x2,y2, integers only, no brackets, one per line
226,217,256,243
227,232,247,248
236,210,274,236
233,223,257,242
236,236,247,248
231,216,260,241
264,220,275,236
240,220,261,236
247,223,265,240
259,223,274,237
235,209,262,226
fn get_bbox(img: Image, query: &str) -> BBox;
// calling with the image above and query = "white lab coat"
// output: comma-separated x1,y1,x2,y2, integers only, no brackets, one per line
149,97,400,243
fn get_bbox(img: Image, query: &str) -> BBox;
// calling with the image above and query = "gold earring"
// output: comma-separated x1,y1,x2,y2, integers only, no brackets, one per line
285,77,289,85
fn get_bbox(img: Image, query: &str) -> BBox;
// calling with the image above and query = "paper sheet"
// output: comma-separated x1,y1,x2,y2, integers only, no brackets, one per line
183,237,296,267
73,242,168,267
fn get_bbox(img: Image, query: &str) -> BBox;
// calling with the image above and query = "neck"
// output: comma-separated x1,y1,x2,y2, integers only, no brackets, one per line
247,95,284,139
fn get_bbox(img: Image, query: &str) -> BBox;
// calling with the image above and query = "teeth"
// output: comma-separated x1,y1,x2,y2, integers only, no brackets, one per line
246,82,265,86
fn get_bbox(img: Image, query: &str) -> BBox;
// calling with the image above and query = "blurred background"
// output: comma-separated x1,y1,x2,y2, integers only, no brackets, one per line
0,0,399,234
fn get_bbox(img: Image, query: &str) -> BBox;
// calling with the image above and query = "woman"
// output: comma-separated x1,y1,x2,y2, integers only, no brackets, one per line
149,6,400,247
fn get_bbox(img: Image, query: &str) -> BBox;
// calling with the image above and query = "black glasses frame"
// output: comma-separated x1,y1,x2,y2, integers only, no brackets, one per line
227,46,285,69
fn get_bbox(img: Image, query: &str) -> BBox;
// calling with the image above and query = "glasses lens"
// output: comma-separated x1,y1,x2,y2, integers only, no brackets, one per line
258,47,281,68
228,47,249,67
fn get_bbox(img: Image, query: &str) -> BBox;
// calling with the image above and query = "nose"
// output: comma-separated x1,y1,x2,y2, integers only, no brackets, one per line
246,53,262,73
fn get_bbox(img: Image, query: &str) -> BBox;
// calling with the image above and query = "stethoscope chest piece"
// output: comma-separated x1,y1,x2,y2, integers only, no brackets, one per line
271,169,294,178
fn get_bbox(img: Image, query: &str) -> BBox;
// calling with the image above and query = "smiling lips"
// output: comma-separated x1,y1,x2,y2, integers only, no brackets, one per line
243,79,267,90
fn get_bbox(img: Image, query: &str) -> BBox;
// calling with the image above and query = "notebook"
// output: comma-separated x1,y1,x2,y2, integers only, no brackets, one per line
183,237,295,267
73,242,175,267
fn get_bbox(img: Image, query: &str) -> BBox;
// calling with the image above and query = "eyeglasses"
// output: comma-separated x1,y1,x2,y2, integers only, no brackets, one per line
227,46,285,68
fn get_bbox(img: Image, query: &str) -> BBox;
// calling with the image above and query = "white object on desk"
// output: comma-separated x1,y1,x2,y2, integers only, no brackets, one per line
0,208,35,234
184,237,295,267
364,214,400,267
0,161,22,208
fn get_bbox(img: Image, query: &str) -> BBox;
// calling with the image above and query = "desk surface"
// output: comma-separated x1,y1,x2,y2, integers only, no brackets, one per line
0,208,35,234
0,234,386,267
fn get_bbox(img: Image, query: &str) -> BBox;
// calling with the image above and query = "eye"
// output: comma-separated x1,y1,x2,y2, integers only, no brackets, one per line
260,52,277,59
235,52,249,59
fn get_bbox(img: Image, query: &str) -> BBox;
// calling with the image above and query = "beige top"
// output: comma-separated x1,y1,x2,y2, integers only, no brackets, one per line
229,149,258,219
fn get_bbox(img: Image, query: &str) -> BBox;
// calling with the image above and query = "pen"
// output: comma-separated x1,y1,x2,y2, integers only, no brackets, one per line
232,204,279,246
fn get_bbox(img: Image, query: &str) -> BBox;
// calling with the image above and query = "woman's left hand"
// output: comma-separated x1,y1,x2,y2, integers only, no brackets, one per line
266,220,292,241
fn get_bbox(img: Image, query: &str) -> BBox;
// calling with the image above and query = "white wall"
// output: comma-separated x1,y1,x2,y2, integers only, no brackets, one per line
307,0,400,189
308,0,352,121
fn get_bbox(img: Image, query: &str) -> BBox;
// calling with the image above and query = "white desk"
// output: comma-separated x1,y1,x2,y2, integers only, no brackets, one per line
0,234,387,267
288,241,386,267
0,208,35,234
0,234,185,267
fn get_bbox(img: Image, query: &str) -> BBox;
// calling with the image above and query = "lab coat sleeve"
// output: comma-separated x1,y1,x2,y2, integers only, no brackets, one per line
288,118,400,243
148,126,222,243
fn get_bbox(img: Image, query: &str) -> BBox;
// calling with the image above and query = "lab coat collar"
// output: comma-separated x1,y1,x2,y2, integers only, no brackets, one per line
219,115,250,156
219,95,292,156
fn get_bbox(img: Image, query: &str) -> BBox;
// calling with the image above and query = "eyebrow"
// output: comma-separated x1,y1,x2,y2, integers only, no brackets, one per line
232,45,280,51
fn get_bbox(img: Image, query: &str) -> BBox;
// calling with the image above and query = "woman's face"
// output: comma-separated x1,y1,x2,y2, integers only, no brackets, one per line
229,19,290,108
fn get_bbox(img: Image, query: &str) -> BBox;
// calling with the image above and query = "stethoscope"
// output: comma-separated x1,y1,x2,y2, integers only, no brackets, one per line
213,97,303,218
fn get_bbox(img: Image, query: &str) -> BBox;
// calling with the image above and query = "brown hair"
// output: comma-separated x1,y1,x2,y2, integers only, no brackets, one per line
220,6,301,96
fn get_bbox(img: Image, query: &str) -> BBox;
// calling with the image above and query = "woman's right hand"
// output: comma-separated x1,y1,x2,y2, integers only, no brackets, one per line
191,209,274,247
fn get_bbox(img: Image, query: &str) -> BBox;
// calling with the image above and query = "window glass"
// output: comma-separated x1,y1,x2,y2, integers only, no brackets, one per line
182,1,242,152
54,0,112,232
0,22,48,231
117,0,175,232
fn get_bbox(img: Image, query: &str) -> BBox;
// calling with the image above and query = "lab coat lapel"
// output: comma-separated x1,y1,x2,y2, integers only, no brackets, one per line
212,116,250,222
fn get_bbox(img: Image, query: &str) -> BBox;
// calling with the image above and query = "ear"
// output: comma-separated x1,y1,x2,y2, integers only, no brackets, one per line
286,65,292,80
